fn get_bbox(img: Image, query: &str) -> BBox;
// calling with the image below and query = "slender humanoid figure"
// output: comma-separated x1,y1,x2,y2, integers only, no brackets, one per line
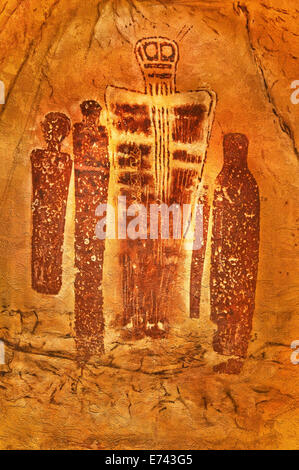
31,112,72,295
210,133,260,374
189,186,210,318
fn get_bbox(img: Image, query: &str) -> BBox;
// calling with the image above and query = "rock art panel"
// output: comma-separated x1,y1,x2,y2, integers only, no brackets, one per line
105,36,216,338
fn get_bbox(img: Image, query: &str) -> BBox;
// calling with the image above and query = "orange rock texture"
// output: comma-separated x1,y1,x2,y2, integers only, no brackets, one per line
0,0,298,450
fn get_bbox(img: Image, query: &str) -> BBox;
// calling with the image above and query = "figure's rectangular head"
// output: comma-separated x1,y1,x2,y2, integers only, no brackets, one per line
135,37,179,95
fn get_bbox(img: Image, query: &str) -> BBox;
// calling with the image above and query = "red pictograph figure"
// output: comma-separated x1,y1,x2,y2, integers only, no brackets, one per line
105,37,216,339
73,100,109,360
31,112,72,295
189,186,210,318
210,133,260,374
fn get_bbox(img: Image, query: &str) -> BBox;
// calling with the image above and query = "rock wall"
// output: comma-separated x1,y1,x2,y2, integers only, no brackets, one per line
0,0,298,450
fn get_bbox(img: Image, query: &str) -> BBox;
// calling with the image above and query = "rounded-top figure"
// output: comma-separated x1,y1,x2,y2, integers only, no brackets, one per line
210,133,260,374
31,112,72,295
41,112,71,150
80,100,101,123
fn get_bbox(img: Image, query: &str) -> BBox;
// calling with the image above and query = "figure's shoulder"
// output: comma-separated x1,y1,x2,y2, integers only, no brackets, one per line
31,148,43,156
30,148,43,162
245,169,260,193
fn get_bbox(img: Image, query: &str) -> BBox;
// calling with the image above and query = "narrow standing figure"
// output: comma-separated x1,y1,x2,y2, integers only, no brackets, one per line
73,100,109,361
31,112,72,295
106,37,216,338
189,185,210,318
210,133,260,374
